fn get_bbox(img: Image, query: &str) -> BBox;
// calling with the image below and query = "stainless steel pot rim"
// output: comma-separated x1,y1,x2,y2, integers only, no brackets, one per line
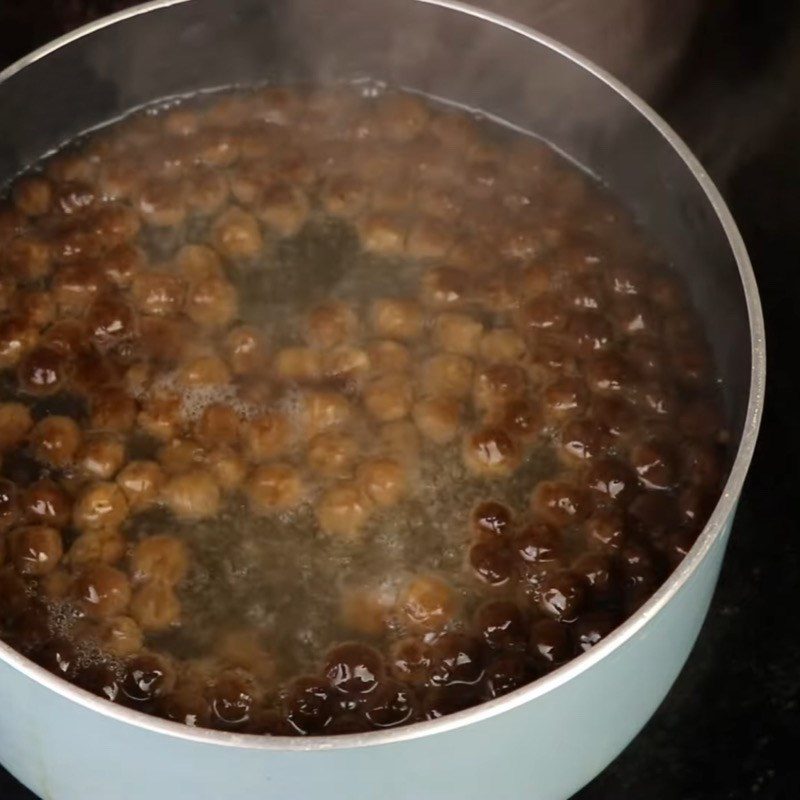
0,0,765,752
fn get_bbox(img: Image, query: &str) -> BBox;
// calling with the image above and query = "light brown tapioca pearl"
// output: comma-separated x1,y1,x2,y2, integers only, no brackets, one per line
9,525,63,576
0,479,21,531
161,469,221,520
172,243,224,284
364,373,413,422
214,629,277,684
39,569,72,601
413,396,462,444
157,439,207,475
516,293,568,336
273,347,322,383
97,615,144,658
304,301,358,349
494,398,542,442
137,392,183,441
76,434,126,481
210,206,263,260
630,439,678,491
130,535,189,586
405,216,456,259
2,235,52,282
366,340,410,375
89,386,138,433
72,481,129,532
531,480,592,528
479,328,527,365
178,355,231,387
252,182,311,237
419,267,472,310
190,127,241,169
0,402,33,451
419,353,473,400
194,403,241,448
369,298,424,341
22,479,71,528
0,315,39,368
398,575,459,633
300,390,352,438
66,527,126,568
584,353,637,396
477,269,521,314
74,564,132,620
357,212,407,256
228,162,266,206
130,579,182,632
137,178,187,227
462,426,522,477
373,91,430,141
339,587,395,636
185,168,229,215
414,182,463,222
323,345,371,385
432,313,483,356
246,463,304,514
307,432,360,478
319,173,370,218
97,154,145,200
131,271,186,317
12,290,56,330
116,460,165,511
0,204,27,245
51,262,111,318
243,411,291,462
184,277,238,329
315,482,373,540
223,325,267,376
206,447,248,490
472,364,527,413
12,175,54,217
29,416,81,468
356,458,407,507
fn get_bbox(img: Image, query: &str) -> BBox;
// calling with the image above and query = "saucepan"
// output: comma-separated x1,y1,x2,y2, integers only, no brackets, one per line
0,0,765,798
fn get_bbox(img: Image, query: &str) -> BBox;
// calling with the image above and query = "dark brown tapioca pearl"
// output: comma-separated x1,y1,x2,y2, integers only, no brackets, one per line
462,426,522,478
584,508,628,553
388,637,433,685
473,364,528,414
538,571,586,622
86,295,136,351
563,273,606,311
324,712,372,735
74,564,131,620
497,398,542,441
683,441,725,489
90,386,138,433
564,311,613,356
208,670,260,729
33,638,78,679
478,269,520,314
52,262,110,317
365,681,419,729
9,525,63,576
324,642,385,700
121,653,177,707
627,341,667,377
3,235,52,282
572,611,619,653
8,605,50,653
543,377,588,421
0,315,39,369
285,676,335,735
71,350,123,396
12,175,53,217
631,440,677,491
528,338,574,382
468,541,514,587
529,618,572,667
616,541,660,590
423,684,481,720
474,600,527,652
0,567,31,623
16,346,70,396
531,481,592,528
584,353,637,396
678,485,717,531
678,398,728,442
483,653,534,699
571,552,614,598
76,663,122,703
471,501,514,539
12,290,56,330
559,418,609,463
22,479,71,528
42,320,86,357
611,296,662,339
671,343,713,389
428,633,484,687
607,262,649,297
628,491,680,537
160,688,212,728
592,396,637,441
0,479,21,531
515,522,563,566
585,458,637,507
517,294,567,335
649,272,687,311
634,381,678,419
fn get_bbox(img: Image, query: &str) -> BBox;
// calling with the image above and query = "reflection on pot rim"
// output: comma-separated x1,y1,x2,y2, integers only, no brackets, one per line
0,0,765,752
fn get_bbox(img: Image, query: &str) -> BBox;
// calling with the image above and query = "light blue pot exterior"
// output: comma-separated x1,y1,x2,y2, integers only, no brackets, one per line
0,2,765,799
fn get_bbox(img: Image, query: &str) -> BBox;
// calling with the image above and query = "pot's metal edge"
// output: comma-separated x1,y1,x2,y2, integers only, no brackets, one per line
0,0,766,753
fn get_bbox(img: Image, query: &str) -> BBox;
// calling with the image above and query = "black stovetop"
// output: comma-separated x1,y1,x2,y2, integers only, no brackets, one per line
2,3,799,799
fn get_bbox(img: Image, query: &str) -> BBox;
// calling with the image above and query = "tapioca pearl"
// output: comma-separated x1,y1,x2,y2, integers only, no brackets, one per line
242,411,290,462
427,633,484,687
388,637,433,685
482,652,534,699
514,522,564,566
12,175,53,217
538,570,586,622
422,684,482,720
412,396,463,445
468,540,514,587
660,528,700,569
493,398,542,441
121,652,177,707
583,507,628,553
29,415,81,468
616,542,661,602
420,268,472,311
431,312,483,357
161,469,221,520
462,426,521,478
0,479,21,531
0,315,40,369
591,396,637,440
307,432,359,478
682,440,725,489
304,301,358,349
315,482,373,540
208,668,262,730
356,458,407,507
15,346,69,397
530,481,592,528
678,397,728,442
479,328,527,365
365,680,419,728
21,479,71,528
369,298,424,341
584,353,637,396
472,364,527,413
357,212,407,256
473,600,527,652
627,341,667,377
516,294,568,335
628,491,680,536
253,181,311,237
33,637,79,680
9,525,63,576
607,262,650,297
209,206,263,260
419,353,473,400
74,564,132,620
364,373,413,422
76,663,122,703
213,629,276,684
66,528,126,568
530,619,574,668
285,676,335,735
612,295,662,339
571,552,614,598
542,377,589,421
406,216,457,259
584,458,638,507
129,535,189,586
324,345,371,385
477,268,520,314
3,235,53,282
246,463,304,514
563,311,613,357
558,418,609,464
471,500,514,540
72,481,129,531
572,610,619,653
300,390,352,438
338,586,394,636
397,575,459,633
184,277,238,329
131,271,186,318
634,380,678,419
223,325,267,377
630,440,678,491
272,346,322,383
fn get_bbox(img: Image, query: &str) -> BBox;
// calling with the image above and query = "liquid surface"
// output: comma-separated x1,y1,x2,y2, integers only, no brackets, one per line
0,84,728,734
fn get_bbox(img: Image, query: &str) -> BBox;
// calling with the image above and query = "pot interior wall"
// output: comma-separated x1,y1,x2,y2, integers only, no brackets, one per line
0,0,752,442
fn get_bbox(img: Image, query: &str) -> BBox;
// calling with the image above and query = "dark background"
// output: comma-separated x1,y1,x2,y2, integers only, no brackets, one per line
1,1,799,798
